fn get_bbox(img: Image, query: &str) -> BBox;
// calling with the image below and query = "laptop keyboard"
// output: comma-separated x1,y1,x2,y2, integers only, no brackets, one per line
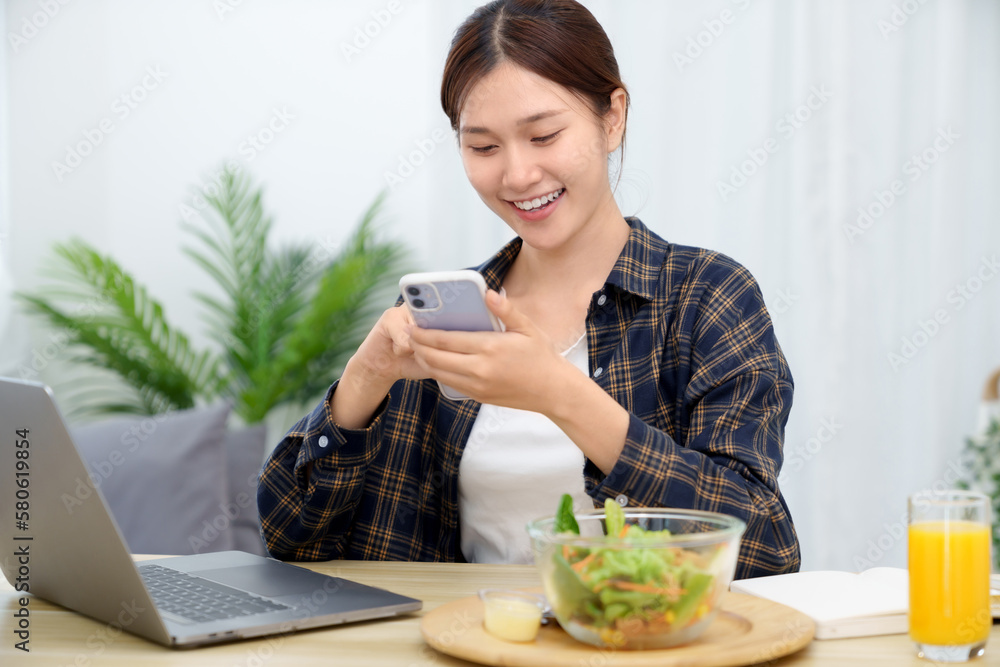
139,564,291,624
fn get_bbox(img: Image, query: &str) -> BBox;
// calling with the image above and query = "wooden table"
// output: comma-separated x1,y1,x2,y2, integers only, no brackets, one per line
1,559,998,666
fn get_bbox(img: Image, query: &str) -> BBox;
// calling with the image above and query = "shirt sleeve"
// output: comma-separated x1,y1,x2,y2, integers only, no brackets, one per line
585,255,800,579
257,380,389,561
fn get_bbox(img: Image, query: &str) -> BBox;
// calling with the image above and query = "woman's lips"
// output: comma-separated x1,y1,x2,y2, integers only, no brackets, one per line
507,188,565,222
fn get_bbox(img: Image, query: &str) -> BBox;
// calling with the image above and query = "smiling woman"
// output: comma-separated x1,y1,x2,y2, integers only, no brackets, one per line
257,0,800,579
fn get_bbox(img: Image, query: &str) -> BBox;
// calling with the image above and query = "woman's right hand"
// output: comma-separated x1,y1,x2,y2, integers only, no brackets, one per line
330,305,427,428
353,304,429,386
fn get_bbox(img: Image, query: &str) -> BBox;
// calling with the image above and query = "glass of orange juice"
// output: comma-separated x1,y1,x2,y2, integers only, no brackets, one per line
908,489,991,662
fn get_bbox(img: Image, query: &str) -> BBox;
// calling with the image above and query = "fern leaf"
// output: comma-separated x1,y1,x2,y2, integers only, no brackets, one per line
237,199,407,422
16,241,223,414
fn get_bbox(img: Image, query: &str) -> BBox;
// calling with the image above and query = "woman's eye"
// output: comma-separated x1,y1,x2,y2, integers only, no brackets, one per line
467,132,559,154
532,131,561,144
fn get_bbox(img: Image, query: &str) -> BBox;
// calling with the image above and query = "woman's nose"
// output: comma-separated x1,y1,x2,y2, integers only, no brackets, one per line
501,145,541,192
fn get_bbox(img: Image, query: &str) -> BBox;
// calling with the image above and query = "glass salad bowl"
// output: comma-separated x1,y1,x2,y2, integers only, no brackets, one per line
526,502,746,650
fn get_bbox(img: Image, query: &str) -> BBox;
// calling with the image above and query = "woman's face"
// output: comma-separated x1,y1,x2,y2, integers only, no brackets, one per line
457,62,624,253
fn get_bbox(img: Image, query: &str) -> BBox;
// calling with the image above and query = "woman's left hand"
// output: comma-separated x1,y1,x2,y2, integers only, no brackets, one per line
407,289,574,411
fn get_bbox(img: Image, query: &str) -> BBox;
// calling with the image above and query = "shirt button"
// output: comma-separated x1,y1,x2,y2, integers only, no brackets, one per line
597,294,607,306
615,494,628,507
317,435,329,448
593,367,603,378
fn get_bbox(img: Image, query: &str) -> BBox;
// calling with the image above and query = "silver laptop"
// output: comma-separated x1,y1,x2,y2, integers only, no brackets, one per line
0,378,421,648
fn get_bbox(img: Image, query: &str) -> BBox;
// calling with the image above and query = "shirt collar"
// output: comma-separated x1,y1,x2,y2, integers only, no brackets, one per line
604,217,667,302
475,216,667,301
476,237,522,293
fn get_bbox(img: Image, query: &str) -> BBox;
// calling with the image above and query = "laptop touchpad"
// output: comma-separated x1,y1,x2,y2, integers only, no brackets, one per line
194,564,331,597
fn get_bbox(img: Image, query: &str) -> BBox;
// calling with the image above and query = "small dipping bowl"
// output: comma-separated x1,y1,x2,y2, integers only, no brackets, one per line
478,589,547,642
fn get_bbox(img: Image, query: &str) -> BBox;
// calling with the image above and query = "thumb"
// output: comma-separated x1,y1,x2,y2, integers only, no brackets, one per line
485,289,530,333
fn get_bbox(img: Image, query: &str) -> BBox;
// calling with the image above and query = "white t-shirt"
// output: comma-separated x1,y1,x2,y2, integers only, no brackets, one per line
458,333,594,564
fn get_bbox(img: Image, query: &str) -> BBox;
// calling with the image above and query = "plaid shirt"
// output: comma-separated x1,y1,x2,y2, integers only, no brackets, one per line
258,217,800,579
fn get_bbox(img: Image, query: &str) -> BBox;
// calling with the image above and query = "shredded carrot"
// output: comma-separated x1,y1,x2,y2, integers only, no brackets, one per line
571,552,597,572
618,524,629,538
562,545,571,560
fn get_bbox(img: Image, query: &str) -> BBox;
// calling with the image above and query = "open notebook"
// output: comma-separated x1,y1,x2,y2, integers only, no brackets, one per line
731,568,1000,640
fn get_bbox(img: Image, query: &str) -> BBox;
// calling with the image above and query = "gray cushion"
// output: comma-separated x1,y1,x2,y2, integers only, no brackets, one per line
219,424,268,556
71,402,231,555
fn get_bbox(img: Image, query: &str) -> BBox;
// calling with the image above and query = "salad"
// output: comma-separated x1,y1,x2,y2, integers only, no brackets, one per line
546,494,723,648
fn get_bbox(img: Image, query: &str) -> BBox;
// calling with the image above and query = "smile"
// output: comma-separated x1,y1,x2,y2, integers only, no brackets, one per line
511,188,565,211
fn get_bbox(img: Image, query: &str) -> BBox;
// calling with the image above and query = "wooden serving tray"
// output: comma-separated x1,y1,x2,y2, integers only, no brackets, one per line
421,590,815,667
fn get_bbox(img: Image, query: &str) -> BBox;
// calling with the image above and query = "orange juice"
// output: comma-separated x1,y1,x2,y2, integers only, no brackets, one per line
908,520,991,645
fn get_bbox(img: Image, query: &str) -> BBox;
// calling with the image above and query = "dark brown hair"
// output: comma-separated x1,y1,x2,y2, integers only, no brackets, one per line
441,0,630,151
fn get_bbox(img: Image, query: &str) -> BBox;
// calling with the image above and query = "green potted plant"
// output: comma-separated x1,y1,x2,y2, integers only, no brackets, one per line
17,165,407,424
959,392,1000,570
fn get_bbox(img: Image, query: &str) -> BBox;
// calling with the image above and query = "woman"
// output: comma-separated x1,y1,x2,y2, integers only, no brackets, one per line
258,0,800,579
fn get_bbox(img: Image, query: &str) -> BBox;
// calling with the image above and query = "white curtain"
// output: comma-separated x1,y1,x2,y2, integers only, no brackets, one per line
0,5,17,377
672,0,997,573
3,0,998,571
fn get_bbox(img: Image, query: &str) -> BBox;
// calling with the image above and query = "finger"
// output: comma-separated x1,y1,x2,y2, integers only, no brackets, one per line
410,342,480,378
392,324,415,354
413,350,482,396
485,289,530,332
409,326,501,353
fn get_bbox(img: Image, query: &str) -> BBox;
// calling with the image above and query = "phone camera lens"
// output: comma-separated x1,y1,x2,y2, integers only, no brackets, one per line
406,286,421,296
412,298,425,308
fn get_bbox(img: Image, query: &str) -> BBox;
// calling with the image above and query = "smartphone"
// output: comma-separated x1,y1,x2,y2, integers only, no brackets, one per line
398,270,504,401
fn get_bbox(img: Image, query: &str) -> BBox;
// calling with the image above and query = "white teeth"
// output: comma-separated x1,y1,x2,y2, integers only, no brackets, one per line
513,188,564,211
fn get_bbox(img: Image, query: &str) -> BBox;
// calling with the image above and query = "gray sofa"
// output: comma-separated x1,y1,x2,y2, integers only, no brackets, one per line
71,402,269,556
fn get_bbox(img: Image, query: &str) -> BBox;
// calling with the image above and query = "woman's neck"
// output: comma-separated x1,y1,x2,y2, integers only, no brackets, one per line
499,198,631,350
510,203,631,296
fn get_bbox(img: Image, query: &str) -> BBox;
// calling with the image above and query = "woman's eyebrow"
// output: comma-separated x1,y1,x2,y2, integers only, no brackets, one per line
460,109,569,135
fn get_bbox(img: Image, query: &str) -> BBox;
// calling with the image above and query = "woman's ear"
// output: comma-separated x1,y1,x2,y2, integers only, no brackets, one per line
605,88,627,153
